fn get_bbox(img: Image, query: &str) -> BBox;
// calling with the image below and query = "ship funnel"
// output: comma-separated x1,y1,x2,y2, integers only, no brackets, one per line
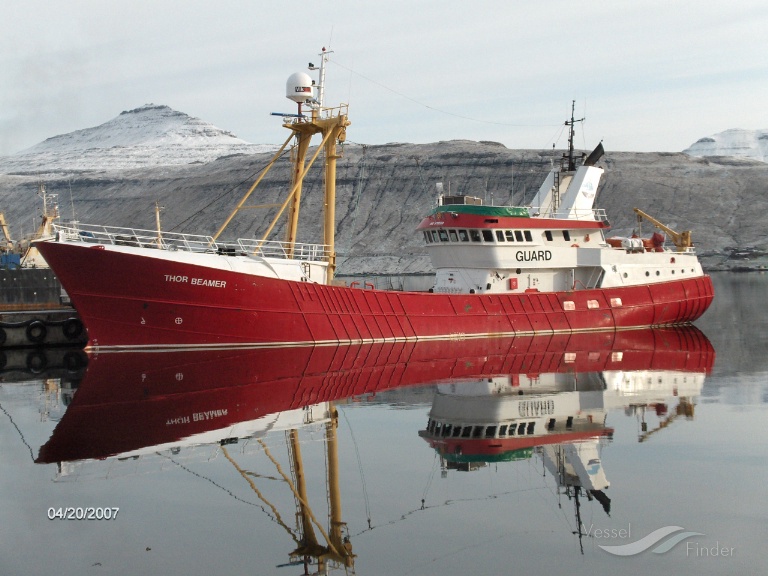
583,142,605,167
286,72,314,104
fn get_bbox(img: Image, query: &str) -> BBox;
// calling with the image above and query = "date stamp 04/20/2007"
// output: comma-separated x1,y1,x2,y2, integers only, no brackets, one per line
47,507,119,520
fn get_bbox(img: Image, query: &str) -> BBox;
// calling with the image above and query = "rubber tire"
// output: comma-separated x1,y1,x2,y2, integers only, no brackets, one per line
26,320,47,344
26,351,47,374
63,318,84,340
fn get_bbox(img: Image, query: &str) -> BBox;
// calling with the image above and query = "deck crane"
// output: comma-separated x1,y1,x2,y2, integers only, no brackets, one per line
633,208,693,252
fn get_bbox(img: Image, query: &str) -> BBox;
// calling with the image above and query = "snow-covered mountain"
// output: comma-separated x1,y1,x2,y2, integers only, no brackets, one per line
0,104,276,173
684,128,768,163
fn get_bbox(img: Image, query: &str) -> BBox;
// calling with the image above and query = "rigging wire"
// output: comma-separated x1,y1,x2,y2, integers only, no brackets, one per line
168,144,294,234
339,407,372,529
420,452,440,509
0,401,35,462
330,58,562,129
158,451,296,538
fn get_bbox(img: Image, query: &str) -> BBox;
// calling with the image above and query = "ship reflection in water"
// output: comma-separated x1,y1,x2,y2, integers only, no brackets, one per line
36,327,713,571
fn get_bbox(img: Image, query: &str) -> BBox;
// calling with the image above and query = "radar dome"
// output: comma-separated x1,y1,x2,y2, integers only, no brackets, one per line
286,72,314,103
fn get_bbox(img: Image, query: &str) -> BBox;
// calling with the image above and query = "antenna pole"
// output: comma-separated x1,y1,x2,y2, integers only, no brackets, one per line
565,100,584,172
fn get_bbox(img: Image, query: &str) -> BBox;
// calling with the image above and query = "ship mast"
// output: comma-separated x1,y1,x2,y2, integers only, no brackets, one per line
282,47,349,283
564,100,584,172
210,48,349,284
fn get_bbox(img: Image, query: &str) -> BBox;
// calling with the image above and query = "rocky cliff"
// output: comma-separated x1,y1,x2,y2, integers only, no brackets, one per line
2,139,767,273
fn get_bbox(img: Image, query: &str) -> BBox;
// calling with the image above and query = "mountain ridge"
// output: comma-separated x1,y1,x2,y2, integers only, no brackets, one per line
1,107,767,272
0,104,276,173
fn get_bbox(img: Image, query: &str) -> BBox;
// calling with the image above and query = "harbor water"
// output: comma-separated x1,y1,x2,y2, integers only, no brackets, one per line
1,273,766,576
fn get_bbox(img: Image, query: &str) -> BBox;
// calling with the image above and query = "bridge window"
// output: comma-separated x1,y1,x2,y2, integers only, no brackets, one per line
524,231,533,242
482,230,494,242
458,229,469,242
472,426,484,438
461,426,472,438
499,424,508,437
449,230,458,242
545,231,553,241
514,230,524,242
527,422,535,434
442,424,452,437
470,230,482,242
452,426,462,438
496,230,505,242
485,425,497,438
563,230,571,241
423,231,430,243
438,230,449,242
505,230,515,242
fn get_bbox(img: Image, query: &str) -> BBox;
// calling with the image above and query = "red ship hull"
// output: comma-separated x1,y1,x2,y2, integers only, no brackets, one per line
37,326,713,463
36,240,715,350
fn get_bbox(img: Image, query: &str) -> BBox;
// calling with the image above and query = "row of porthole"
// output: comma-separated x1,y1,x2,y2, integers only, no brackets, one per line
622,269,696,278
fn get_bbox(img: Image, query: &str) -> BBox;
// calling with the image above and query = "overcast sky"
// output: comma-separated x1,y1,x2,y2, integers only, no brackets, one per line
2,0,767,156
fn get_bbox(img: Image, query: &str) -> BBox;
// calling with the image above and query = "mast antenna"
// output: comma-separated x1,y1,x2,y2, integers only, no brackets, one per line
565,100,584,171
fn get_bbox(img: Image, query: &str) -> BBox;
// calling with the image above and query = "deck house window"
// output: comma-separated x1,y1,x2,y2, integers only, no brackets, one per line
482,230,494,242
514,231,524,242
496,231,505,242
423,231,430,243
505,230,515,242
524,231,533,242
439,230,449,242
470,230,482,242
430,230,438,242
563,230,571,241
458,229,469,242
449,230,458,242
545,230,553,241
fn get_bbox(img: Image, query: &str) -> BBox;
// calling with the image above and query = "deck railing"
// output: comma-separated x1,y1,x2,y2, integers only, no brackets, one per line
53,223,329,262
527,207,609,222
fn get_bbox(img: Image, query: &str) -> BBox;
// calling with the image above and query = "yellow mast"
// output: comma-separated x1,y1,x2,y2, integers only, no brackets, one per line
211,48,349,284
282,109,348,281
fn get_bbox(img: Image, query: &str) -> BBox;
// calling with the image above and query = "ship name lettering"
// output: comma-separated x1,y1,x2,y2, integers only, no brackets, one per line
515,250,552,262
166,416,191,426
165,275,188,283
191,277,227,288
192,409,229,422
518,399,555,417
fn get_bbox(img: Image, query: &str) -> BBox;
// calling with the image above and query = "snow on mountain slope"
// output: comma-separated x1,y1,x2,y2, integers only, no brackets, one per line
0,104,277,174
684,128,768,163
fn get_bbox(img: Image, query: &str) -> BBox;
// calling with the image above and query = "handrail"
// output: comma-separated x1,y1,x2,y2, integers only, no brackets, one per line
52,223,329,262
527,207,609,222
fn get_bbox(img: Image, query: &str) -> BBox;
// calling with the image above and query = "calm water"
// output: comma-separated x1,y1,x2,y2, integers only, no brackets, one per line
1,273,766,576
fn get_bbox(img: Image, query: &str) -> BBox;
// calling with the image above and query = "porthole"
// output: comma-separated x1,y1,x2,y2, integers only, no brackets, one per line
645,271,650,277
623,272,628,278
656,270,660,276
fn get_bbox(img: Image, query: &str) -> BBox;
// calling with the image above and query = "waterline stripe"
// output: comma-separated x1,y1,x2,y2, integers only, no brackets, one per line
84,325,683,354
